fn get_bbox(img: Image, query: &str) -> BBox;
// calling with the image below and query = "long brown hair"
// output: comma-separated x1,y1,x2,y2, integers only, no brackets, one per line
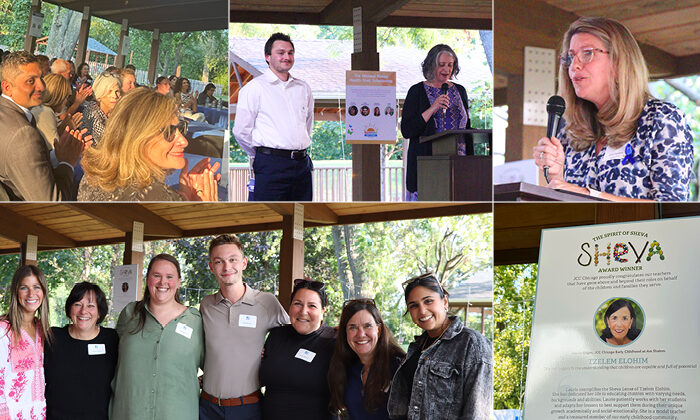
328,299,405,415
558,17,650,151
129,254,182,334
1,265,52,345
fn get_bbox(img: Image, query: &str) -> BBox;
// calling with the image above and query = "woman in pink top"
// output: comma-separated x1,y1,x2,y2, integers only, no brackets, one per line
0,265,52,420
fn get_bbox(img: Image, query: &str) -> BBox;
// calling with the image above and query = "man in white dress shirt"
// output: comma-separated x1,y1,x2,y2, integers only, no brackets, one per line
233,33,314,201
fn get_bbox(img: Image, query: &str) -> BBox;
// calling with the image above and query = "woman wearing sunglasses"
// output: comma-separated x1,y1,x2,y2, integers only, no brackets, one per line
78,87,220,201
533,17,694,201
259,279,336,420
328,299,405,420
388,274,492,420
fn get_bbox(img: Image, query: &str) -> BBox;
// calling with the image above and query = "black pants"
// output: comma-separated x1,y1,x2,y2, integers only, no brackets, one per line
252,153,313,201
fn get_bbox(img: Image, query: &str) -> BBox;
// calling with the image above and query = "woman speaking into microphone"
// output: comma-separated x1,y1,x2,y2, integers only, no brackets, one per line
533,17,695,201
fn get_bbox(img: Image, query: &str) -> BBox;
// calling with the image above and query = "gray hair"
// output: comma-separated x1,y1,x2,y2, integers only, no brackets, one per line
421,44,460,81
92,73,121,101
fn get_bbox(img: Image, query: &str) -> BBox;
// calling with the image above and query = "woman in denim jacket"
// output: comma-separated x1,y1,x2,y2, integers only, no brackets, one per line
387,274,492,420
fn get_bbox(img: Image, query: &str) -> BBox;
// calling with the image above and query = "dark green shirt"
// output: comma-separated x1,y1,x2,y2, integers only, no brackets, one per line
110,301,204,420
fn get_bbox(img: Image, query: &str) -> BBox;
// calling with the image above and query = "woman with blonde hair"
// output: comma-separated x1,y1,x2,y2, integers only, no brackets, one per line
78,87,219,201
0,265,53,418
31,73,83,149
533,17,694,201
82,72,121,143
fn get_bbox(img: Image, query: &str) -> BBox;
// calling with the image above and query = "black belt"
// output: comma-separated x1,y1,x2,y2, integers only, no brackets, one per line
256,146,307,160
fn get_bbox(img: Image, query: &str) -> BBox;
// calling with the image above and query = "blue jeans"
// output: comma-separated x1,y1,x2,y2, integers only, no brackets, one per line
199,396,261,420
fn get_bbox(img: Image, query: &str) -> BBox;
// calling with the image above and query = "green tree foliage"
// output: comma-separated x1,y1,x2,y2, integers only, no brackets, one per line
493,264,537,410
650,77,699,199
0,2,227,94
0,0,33,50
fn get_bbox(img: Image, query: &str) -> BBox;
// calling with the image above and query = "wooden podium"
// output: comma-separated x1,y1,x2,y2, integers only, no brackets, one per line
494,182,609,201
417,129,492,201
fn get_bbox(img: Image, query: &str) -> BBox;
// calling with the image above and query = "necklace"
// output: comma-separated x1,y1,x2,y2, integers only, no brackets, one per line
421,319,451,353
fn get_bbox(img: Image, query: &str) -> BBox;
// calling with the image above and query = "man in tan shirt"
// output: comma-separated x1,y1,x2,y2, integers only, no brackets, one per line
199,234,289,420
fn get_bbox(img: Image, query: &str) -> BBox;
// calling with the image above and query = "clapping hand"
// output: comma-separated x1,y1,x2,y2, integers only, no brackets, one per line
178,157,221,201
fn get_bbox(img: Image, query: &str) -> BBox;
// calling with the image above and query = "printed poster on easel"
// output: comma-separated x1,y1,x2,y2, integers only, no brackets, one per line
345,70,396,144
111,264,139,313
524,217,699,420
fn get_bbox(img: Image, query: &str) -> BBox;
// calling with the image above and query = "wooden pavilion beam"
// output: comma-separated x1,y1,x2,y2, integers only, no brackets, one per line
65,204,183,237
333,203,491,226
379,16,491,30
230,11,320,25
304,204,339,224
677,53,700,78
0,206,75,248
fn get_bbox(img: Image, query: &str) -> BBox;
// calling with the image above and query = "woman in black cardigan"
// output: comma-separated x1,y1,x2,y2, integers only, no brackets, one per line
401,44,470,201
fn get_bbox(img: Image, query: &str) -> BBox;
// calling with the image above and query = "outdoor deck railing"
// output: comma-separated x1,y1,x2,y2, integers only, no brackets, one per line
228,162,405,202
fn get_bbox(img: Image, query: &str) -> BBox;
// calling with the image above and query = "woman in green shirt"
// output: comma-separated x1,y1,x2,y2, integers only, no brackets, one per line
110,254,204,420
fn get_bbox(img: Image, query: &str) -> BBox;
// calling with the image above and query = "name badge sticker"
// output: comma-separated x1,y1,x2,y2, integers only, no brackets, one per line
603,142,627,162
87,343,106,355
176,322,193,339
239,314,257,328
295,348,316,363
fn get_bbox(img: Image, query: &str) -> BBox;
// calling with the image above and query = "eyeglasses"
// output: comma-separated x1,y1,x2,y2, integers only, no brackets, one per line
293,278,325,291
342,298,376,308
160,120,188,142
560,48,609,68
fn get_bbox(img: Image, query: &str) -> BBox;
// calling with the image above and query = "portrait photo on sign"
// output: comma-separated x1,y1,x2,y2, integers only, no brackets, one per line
595,297,645,346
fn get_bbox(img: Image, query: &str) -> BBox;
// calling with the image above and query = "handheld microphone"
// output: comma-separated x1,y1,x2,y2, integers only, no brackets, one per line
544,95,566,183
441,83,449,116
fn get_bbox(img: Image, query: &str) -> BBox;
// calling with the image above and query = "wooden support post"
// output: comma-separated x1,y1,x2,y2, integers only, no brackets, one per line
278,203,305,311
351,4,381,201
75,6,91,65
23,0,42,53
147,29,160,85
123,222,145,298
116,19,129,68
20,235,38,267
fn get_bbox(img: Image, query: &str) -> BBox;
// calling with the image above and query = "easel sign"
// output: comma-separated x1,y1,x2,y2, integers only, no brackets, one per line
345,70,396,144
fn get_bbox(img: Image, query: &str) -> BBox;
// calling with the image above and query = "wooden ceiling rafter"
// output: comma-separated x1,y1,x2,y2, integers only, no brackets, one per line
0,203,486,255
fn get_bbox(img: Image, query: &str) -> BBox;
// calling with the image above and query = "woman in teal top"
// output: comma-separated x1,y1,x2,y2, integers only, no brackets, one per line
110,254,204,420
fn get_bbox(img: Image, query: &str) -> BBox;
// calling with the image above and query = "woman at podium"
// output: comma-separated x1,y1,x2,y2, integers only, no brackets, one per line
533,17,695,201
401,44,471,201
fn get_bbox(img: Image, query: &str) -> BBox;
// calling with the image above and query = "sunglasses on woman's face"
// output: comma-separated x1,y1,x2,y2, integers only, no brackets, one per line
160,120,188,142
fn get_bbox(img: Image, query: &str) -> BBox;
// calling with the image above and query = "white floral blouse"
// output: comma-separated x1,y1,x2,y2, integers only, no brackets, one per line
560,99,695,201
0,322,45,420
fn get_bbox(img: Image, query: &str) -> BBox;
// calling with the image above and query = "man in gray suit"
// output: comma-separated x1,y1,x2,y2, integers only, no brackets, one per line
0,51,85,201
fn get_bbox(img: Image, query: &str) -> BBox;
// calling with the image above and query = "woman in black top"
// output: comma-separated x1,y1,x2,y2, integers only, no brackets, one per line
44,282,118,420
259,279,336,420
401,44,470,201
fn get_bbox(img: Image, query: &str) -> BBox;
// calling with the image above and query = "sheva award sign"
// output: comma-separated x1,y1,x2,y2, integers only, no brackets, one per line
524,217,699,420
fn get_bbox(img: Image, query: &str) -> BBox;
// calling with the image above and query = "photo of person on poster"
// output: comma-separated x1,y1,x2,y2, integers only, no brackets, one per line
597,298,643,346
